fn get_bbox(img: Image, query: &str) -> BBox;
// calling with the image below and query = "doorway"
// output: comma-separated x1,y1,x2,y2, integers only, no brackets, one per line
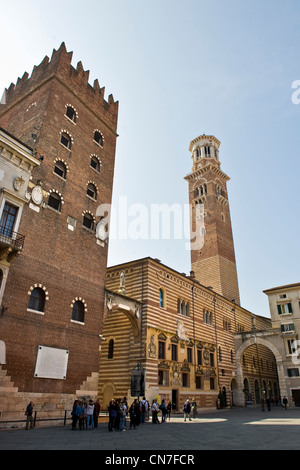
172,390,178,411
292,390,300,407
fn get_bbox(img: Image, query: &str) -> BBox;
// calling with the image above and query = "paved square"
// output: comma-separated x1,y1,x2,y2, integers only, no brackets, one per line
1,406,299,451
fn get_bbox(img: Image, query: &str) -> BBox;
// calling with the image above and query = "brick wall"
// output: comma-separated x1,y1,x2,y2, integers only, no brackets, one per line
0,44,119,395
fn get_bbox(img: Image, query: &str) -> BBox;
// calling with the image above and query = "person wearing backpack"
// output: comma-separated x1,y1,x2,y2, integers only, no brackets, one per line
159,399,167,422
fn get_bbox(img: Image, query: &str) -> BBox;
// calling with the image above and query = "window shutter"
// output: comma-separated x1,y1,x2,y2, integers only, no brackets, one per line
277,305,282,315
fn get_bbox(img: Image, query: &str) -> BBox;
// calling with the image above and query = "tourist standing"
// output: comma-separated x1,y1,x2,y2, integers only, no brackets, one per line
77,400,85,430
160,399,167,422
94,399,101,428
167,401,172,421
108,400,117,432
183,399,192,421
86,399,94,429
25,401,34,430
71,400,78,430
152,398,160,424
140,397,147,423
119,399,127,432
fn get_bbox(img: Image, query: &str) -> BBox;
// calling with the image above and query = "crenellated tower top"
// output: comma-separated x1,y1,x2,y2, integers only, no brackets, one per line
0,42,118,125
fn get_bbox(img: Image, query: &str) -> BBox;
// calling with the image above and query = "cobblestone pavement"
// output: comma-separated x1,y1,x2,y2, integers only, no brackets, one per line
1,406,300,452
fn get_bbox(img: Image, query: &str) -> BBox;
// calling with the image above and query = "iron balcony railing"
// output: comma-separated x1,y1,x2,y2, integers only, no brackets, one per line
0,225,25,250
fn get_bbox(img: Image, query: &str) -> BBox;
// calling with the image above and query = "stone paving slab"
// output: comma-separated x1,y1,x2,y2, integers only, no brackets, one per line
1,407,300,452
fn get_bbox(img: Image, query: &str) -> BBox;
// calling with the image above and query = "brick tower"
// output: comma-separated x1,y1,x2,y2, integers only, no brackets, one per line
185,134,240,305
0,43,119,395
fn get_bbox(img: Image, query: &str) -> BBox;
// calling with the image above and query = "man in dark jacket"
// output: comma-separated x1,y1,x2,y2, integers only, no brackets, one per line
25,401,34,430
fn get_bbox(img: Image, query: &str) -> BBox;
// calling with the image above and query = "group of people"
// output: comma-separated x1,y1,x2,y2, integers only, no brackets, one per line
107,396,174,431
108,396,150,431
71,398,101,430
261,395,289,411
28,395,200,432
151,398,172,423
183,399,198,421
71,396,200,432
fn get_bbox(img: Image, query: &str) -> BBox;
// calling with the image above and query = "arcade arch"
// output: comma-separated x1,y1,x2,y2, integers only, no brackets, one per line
235,335,284,407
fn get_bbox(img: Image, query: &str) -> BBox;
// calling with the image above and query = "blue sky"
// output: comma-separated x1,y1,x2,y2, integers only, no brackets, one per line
1,0,299,318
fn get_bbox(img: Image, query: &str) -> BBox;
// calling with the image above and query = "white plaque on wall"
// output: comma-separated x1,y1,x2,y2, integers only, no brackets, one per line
34,346,69,380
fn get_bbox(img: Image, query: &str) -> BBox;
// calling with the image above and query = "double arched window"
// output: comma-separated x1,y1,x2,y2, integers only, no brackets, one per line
203,309,213,325
177,298,190,317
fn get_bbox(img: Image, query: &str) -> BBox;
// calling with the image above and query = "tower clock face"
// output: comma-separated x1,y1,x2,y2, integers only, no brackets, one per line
31,185,43,205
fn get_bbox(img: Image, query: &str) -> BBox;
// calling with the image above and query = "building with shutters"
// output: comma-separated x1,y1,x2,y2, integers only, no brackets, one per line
263,283,300,406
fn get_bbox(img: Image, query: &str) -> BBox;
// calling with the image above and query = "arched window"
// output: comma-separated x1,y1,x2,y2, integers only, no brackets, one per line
91,156,101,172
28,288,45,313
54,161,67,179
94,130,103,146
60,132,72,150
159,288,165,308
108,339,114,359
65,106,77,123
48,192,62,212
83,213,94,230
72,300,85,323
87,183,97,200
218,346,222,362
204,146,211,156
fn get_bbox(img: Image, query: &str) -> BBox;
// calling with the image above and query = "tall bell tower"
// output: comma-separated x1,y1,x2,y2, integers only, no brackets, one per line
185,134,240,305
